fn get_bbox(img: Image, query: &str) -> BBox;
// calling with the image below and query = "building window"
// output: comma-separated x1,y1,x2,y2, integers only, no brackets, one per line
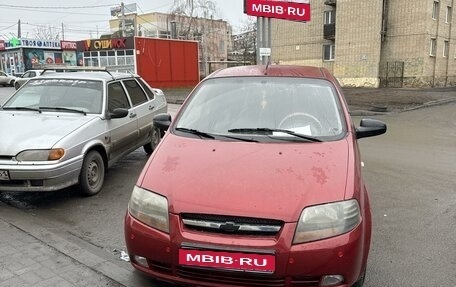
323,44,335,61
443,40,449,57
324,10,335,24
430,38,437,56
446,6,452,23
432,1,440,20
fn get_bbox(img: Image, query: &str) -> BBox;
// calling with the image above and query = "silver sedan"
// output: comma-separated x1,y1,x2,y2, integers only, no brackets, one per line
0,71,167,196
0,71,16,87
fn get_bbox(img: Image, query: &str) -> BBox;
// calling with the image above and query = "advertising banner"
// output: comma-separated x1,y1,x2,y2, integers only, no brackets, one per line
245,0,311,22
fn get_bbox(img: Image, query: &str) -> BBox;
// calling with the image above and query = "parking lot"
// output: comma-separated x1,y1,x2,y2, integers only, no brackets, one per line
0,85,455,286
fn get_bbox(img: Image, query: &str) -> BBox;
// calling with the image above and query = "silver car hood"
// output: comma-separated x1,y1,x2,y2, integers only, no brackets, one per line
0,111,98,156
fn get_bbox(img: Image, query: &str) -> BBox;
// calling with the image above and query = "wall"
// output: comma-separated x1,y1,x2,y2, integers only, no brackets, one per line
135,37,199,88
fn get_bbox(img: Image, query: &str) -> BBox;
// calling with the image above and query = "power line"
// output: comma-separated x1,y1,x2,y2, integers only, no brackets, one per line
0,23,17,32
0,4,116,9
0,6,108,16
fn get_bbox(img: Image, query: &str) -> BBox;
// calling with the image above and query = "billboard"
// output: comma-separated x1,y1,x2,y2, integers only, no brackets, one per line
244,0,311,22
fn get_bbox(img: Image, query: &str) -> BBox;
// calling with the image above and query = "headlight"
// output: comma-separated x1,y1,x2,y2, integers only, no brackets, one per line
128,186,169,233
293,199,361,244
16,148,65,161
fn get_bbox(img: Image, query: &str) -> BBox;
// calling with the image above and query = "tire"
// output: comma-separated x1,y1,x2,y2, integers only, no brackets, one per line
143,126,161,155
79,151,105,196
9,80,14,87
352,269,366,287
14,82,20,90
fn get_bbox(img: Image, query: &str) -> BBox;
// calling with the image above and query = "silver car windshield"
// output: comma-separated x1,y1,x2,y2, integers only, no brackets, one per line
3,79,103,114
175,77,346,141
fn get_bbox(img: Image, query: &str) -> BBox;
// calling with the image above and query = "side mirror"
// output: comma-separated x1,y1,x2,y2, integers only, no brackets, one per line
356,119,387,139
109,108,129,119
153,113,172,132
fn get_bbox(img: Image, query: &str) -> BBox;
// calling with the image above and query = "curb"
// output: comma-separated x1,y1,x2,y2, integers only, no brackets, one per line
350,97,456,117
0,202,153,287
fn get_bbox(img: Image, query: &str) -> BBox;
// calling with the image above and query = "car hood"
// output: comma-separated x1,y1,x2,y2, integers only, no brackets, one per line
0,111,98,156
140,134,350,222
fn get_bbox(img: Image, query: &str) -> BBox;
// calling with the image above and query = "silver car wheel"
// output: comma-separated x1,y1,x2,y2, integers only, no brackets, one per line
144,126,161,154
79,150,105,196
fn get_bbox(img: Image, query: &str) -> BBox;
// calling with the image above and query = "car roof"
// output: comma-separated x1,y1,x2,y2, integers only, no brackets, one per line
37,71,136,82
207,65,330,80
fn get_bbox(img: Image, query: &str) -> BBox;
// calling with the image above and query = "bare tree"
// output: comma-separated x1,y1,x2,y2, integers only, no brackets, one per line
231,17,257,65
33,25,61,40
169,0,219,39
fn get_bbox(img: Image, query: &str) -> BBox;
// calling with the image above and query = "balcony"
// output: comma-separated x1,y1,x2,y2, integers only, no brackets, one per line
323,23,336,40
325,0,337,6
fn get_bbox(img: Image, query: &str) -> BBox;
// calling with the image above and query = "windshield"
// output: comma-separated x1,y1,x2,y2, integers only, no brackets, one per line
175,77,346,141
3,79,103,114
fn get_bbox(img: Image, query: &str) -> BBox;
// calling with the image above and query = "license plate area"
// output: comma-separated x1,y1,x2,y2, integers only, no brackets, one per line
179,249,275,273
0,170,10,181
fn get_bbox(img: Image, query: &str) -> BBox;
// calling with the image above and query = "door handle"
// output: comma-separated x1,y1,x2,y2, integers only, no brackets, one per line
149,105,155,110
129,113,137,118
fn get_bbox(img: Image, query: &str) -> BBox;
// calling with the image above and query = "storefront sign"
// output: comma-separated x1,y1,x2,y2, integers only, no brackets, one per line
80,37,133,51
4,38,61,49
245,0,311,22
0,40,5,51
60,41,77,50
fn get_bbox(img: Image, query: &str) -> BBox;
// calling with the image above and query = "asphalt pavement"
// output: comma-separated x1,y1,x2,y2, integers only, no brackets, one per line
1,86,456,287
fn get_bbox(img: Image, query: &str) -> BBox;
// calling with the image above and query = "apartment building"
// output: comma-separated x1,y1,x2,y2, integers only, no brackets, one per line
271,0,456,88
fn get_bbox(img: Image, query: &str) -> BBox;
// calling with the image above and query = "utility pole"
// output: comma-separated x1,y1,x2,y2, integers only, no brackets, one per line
17,19,21,38
121,2,126,37
61,23,65,40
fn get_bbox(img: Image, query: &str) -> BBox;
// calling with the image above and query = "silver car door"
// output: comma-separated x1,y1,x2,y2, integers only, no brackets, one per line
121,79,154,147
106,81,138,161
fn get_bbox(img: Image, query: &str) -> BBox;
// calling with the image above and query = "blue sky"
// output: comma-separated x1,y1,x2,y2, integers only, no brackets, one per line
0,0,250,41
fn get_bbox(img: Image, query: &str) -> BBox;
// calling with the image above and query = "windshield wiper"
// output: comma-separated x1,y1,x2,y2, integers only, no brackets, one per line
175,127,215,139
39,106,86,115
2,106,42,113
228,128,322,142
216,134,258,142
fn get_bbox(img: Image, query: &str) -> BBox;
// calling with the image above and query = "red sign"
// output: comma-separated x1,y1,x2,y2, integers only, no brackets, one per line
178,249,275,272
245,0,311,22
60,41,77,50
0,40,5,51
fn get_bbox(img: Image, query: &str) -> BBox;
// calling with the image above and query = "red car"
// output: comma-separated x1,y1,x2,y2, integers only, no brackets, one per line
125,65,386,287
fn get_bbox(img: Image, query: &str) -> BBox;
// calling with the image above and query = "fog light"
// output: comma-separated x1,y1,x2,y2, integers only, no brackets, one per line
321,275,344,286
134,255,149,268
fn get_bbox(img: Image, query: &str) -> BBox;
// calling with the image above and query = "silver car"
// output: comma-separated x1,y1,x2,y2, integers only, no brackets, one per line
0,71,167,196
14,69,44,90
0,71,16,87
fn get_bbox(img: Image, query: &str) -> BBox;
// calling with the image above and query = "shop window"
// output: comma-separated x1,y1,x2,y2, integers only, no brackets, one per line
118,57,126,66
108,57,116,66
108,51,115,56
100,51,107,56
126,56,134,65
123,79,148,106
117,51,125,56
126,50,134,56
91,51,98,57
100,57,108,67
84,52,90,57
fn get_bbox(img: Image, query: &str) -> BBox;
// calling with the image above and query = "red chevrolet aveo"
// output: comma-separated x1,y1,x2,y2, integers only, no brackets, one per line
124,65,386,287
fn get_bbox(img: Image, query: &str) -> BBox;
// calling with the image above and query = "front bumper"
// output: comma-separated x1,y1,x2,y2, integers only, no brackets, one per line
0,156,83,192
125,212,368,287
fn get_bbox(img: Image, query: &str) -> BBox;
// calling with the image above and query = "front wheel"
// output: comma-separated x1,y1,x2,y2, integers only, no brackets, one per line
14,82,20,90
143,126,162,155
79,151,105,196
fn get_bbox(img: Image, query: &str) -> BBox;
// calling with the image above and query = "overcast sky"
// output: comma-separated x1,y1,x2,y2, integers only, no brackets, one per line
0,0,250,41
